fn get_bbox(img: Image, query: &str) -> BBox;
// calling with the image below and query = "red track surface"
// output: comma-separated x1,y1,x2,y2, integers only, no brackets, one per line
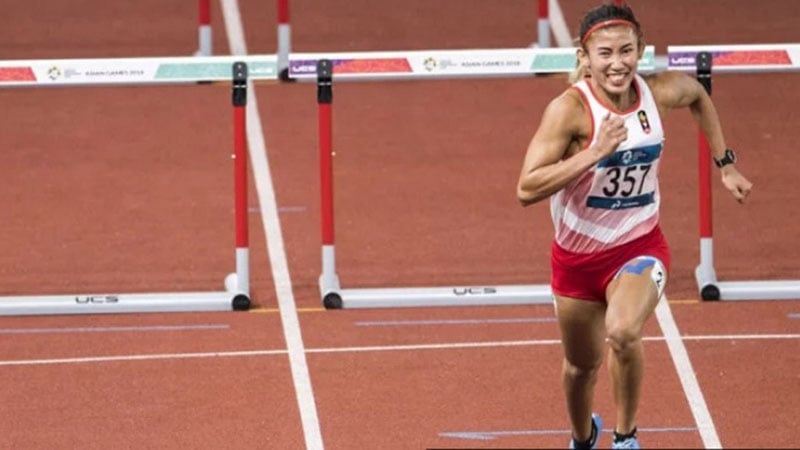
1,1,798,448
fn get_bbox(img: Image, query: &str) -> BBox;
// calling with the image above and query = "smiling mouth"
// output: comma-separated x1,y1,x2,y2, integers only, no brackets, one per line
608,73,628,84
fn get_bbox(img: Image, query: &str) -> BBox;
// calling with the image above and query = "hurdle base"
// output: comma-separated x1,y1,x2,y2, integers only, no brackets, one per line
323,292,343,309
327,284,553,309
0,291,250,316
715,280,800,301
695,263,720,301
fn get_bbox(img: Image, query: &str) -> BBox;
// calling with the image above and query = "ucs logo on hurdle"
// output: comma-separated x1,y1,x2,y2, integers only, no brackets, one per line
74,295,120,304
453,287,498,296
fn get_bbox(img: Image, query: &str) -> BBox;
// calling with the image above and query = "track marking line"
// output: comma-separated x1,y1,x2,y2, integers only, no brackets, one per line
668,298,700,304
548,0,574,48
0,349,288,367
249,205,307,213
354,318,556,326
440,426,698,441
221,1,323,449
4,332,796,367
655,296,721,448
0,324,229,334
249,307,326,314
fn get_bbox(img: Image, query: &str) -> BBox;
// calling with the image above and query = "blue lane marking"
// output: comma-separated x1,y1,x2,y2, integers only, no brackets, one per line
440,426,697,441
354,318,556,327
0,324,230,334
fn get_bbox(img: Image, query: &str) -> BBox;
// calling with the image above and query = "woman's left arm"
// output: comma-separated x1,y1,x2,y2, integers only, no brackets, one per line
649,71,753,203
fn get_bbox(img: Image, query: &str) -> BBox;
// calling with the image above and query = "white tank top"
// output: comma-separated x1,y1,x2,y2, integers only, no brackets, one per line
550,74,665,254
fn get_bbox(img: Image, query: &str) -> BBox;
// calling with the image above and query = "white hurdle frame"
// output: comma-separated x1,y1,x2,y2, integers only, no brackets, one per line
308,47,655,309
0,54,279,315
668,43,800,301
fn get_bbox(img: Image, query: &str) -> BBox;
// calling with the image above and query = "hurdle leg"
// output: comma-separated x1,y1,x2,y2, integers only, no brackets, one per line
196,0,212,56
227,62,251,298
277,0,292,80
315,59,342,308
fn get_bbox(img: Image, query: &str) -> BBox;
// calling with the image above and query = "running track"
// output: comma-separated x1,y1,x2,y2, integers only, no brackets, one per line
0,0,798,448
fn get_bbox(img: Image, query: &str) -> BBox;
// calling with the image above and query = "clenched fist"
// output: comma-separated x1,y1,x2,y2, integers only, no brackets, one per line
592,112,628,159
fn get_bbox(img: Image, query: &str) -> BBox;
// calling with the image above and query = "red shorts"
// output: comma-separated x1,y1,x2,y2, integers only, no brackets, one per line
550,225,671,303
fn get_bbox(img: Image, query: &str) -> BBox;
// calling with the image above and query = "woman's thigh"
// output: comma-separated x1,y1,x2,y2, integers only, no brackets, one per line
604,257,667,333
554,295,607,367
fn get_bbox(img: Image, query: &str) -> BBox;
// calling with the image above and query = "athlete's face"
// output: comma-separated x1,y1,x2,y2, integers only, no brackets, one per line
581,25,642,98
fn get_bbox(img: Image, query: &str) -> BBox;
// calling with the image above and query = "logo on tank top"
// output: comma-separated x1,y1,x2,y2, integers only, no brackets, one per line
637,110,651,134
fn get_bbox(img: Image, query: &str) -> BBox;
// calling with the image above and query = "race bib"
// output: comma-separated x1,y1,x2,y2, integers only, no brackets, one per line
586,143,662,210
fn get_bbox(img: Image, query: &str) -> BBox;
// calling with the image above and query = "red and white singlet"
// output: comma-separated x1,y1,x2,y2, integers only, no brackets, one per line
550,74,665,254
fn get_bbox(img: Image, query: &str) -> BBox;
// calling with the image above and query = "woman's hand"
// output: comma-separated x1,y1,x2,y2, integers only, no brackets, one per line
721,166,753,203
591,113,627,159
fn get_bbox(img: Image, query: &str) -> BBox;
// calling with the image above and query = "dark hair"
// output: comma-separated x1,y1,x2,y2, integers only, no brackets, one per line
578,3,642,48
568,3,643,83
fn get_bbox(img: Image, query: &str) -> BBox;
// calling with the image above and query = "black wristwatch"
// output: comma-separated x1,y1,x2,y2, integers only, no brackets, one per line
713,148,737,168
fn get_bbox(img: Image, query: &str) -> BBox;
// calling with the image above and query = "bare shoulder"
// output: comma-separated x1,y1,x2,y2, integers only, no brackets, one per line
541,87,587,134
555,87,586,113
643,70,702,109
643,71,684,94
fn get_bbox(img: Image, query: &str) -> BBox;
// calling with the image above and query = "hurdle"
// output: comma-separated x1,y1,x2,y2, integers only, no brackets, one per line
304,47,654,308
668,43,800,301
0,54,278,315
276,0,583,79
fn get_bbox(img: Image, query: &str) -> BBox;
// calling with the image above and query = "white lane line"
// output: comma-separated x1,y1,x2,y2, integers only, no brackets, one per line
0,324,229,334
440,426,698,441
4,332,797,367
655,297,721,449
354,318,556,326
0,349,288,366
220,1,324,449
549,0,574,47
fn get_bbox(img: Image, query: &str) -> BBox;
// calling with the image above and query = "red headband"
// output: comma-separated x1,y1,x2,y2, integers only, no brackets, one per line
580,19,637,45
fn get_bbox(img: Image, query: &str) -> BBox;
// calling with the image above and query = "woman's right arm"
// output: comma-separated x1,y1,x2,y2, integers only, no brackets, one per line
516,90,626,206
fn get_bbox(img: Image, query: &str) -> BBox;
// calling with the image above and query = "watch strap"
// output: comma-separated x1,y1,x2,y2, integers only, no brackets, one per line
714,148,736,168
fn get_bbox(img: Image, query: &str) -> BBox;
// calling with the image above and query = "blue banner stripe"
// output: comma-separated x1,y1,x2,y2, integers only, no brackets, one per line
598,143,663,168
587,192,655,209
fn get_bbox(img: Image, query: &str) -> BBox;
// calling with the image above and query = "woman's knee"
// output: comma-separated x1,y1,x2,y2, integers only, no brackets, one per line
563,357,602,382
606,322,642,356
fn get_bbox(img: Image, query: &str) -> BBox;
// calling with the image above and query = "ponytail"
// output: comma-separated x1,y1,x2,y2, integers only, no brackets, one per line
568,58,589,85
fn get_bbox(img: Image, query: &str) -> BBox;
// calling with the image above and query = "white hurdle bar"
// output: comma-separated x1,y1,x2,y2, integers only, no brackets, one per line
313,48,654,309
290,46,656,82
668,43,800,301
0,55,278,315
0,54,277,87
275,0,578,76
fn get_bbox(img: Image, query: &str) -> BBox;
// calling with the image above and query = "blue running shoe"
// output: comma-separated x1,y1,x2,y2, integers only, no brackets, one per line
569,413,602,449
611,428,640,449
